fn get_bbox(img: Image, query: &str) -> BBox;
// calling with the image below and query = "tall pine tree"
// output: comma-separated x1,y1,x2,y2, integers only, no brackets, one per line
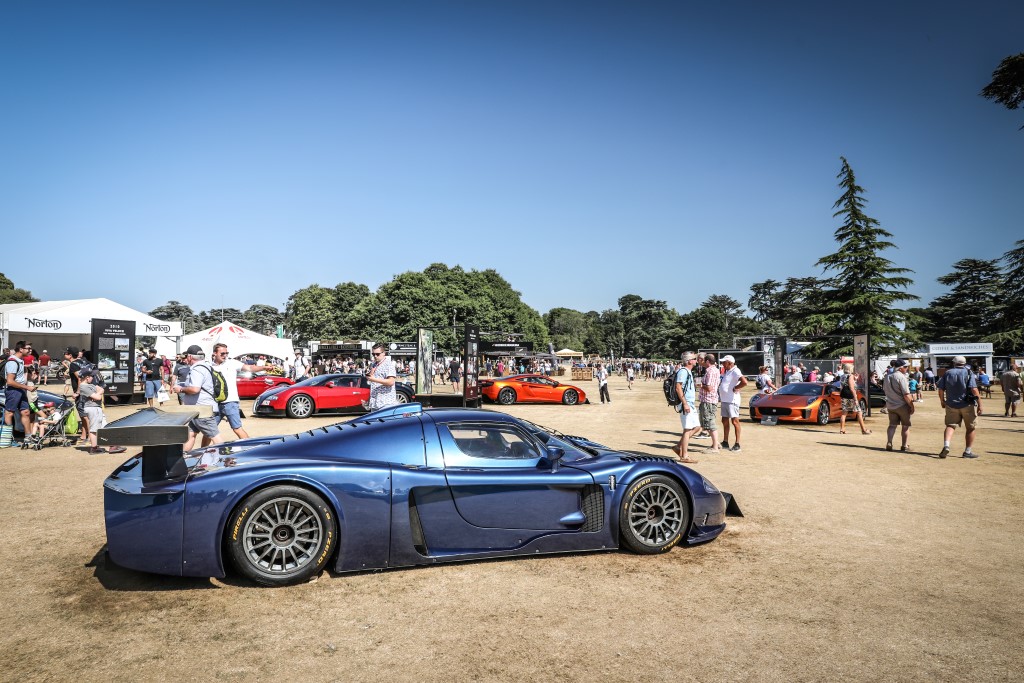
802,157,919,357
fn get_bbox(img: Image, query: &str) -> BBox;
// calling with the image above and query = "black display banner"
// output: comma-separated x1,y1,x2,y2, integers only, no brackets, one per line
90,318,136,396
479,341,534,354
464,325,480,401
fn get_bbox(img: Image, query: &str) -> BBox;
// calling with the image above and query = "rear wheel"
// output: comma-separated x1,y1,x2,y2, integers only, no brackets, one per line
859,398,868,414
286,394,314,418
226,485,337,587
817,403,830,425
395,390,410,404
562,389,579,405
619,475,690,554
749,409,758,422
498,388,517,405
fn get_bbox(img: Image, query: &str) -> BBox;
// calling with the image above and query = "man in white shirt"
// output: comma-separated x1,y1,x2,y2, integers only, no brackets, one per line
293,350,310,380
366,342,398,410
718,355,749,452
210,342,250,440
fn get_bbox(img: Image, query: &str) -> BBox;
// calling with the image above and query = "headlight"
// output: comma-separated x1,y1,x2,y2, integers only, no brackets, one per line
750,394,761,405
701,477,719,494
265,395,279,403
806,397,817,405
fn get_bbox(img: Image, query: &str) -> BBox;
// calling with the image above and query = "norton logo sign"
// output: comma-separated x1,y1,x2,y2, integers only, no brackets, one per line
27,318,62,330
145,323,171,333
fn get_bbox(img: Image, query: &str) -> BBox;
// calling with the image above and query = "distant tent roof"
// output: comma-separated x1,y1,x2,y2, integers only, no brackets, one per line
154,321,294,360
0,298,184,336
555,348,583,357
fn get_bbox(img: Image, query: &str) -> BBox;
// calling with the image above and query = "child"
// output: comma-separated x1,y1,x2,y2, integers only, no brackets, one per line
30,402,60,443
908,375,919,403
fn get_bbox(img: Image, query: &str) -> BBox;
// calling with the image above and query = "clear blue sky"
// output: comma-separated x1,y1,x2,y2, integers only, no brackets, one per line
2,1,1021,319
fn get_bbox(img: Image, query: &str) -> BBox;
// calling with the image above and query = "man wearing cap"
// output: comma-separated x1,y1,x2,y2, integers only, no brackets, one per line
171,345,224,450
882,359,915,452
671,352,700,464
293,349,310,381
1,341,33,448
936,355,982,458
38,349,50,385
209,343,251,440
718,355,748,452
141,348,164,408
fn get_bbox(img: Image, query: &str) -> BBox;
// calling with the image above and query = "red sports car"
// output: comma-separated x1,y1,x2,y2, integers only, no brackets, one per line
480,374,588,405
253,373,415,418
236,371,294,399
748,382,866,425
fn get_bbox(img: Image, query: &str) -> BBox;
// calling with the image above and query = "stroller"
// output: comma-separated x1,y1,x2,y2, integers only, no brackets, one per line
26,399,79,450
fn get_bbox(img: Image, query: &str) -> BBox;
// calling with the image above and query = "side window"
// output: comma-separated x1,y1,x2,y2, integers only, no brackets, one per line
334,377,357,388
441,423,542,463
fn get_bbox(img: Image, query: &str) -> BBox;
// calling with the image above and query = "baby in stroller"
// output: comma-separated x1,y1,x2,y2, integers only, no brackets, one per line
26,398,77,450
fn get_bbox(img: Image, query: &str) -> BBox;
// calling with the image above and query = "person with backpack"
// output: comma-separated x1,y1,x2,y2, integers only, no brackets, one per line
670,352,700,464
1,341,34,448
937,355,982,458
293,349,311,381
171,345,223,450
210,343,250,440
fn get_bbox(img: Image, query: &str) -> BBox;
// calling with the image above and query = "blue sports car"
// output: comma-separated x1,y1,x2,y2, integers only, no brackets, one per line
102,404,735,586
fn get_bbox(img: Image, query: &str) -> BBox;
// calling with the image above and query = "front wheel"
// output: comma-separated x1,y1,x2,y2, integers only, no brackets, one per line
562,389,579,405
225,485,337,586
498,387,517,405
817,403,830,425
619,475,690,554
395,390,410,404
286,394,314,418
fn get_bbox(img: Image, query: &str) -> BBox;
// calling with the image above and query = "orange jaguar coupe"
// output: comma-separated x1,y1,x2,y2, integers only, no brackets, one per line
480,374,589,405
748,382,866,425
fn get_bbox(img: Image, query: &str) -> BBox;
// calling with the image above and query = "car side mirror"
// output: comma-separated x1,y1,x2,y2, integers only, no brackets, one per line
545,446,565,473
325,381,335,388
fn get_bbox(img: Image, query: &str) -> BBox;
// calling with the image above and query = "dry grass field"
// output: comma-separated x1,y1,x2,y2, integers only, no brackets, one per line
3,376,1022,682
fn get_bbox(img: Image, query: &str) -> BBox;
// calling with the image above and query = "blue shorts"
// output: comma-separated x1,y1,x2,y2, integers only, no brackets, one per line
217,401,243,430
145,380,163,398
5,388,29,414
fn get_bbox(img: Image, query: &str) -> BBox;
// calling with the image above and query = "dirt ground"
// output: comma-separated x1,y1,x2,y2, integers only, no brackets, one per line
3,376,1023,682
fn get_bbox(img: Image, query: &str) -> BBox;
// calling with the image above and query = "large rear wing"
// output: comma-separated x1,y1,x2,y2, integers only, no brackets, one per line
98,405,211,483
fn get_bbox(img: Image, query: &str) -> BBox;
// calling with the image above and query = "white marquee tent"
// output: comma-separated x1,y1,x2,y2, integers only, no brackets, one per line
0,298,184,351
154,321,294,361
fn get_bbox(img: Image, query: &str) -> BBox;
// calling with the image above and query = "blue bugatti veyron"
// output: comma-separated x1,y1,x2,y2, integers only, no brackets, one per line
102,403,735,586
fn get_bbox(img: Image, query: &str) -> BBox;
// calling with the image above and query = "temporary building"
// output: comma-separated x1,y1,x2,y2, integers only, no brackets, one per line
0,298,184,352
154,321,294,361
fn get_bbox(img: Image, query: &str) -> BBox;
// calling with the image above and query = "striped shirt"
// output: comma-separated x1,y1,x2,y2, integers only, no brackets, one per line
699,364,720,404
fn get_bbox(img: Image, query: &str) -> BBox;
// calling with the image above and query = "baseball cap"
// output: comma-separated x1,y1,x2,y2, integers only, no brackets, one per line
952,355,967,366
65,346,79,356
78,367,93,379
892,359,909,368
721,355,736,364
185,345,206,358
149,348,158,354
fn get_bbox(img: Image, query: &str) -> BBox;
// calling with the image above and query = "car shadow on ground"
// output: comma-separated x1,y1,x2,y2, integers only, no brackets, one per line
87,547,217,592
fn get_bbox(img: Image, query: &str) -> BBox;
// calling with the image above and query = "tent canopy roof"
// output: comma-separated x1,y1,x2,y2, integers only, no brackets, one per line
154,321,294,361
0,298,183,336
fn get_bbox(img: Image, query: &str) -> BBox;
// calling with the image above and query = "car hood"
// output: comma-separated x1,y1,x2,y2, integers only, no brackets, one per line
756,394,821,406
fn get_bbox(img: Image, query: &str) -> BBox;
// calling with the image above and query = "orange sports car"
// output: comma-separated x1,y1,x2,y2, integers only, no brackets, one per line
480,374,589,405
748,382,866,425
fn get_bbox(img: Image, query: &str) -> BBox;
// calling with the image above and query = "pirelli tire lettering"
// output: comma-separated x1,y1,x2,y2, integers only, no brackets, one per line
225,485,338,587
618,474,691,555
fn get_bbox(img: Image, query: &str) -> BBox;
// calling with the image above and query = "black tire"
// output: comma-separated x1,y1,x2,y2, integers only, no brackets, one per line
225,485,337,587
817,403,830,425
859,398,867,414
286,394,314,419
749,409,758,423
498,387,517,405
562,389,579,405
619,475,690,554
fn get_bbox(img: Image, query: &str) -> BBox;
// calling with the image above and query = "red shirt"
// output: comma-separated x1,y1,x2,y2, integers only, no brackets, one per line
38,353,50,366
24,354,36,366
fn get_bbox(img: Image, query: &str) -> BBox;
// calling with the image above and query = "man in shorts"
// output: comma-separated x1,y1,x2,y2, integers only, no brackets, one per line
77,369,127,455
209,342,250,440
718,355,748,452
671,353,700,464
1,341,33,448
141,348,164,408
936,355,982,458
171,345,223,451
882,359,915,452
1000,365,1022,417
698,354,721,452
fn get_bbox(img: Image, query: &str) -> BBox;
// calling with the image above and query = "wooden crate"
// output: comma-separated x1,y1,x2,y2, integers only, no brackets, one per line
571,368,594,381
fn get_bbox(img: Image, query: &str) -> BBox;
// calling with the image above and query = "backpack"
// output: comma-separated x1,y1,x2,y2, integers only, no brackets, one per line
196,364,229,403
756,375,766,390
0,356,20,389
664,368,692,406
77,360,107,388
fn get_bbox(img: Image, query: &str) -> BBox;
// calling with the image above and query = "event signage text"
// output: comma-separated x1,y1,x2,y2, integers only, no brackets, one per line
90,318,136,397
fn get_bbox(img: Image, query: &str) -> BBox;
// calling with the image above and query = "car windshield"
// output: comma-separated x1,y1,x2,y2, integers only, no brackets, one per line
292,375,340,388
774,383,825,397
